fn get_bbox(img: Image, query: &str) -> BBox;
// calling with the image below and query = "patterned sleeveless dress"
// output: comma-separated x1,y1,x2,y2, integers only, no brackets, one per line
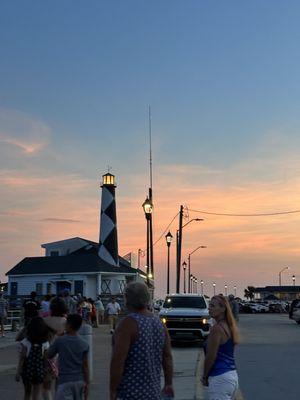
117,312,166,400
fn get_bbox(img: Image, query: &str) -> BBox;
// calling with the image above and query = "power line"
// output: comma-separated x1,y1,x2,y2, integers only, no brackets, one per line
140,212,179,254
153,212,179,246
189,208,300,217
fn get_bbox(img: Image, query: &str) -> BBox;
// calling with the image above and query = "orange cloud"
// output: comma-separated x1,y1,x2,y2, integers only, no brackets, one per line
1,148,300,297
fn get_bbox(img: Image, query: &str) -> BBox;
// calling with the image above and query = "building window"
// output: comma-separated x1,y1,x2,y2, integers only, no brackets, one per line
46,283,52,295
36,283,43,295
50,251,59,257
11,282,18,296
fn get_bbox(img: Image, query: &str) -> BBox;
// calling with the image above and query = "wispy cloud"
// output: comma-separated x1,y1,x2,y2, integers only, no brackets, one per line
40,218,82,224
0,108,50,155
0,137,45,154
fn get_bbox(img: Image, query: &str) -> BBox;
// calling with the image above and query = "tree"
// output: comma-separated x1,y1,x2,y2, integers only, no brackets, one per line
244,286,255,300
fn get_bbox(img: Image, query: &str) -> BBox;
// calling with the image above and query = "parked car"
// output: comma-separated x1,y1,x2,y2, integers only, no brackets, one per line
269,303,285,313
159,294,211,341
239,301,269,313
289,299,300,324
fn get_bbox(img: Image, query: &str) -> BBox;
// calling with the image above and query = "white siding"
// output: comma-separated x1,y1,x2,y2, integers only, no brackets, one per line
43,238,88,256
8,274,95,297
85,276,97,299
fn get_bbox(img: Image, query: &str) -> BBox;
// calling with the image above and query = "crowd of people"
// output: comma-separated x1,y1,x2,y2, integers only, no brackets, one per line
14,289,122,400
9,285,240,400
22,290,109,329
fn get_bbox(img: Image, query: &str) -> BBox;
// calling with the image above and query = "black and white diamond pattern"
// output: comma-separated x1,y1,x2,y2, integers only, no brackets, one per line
98,185,119,266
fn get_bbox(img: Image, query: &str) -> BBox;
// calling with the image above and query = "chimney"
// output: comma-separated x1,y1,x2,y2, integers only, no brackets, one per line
98,172,119,266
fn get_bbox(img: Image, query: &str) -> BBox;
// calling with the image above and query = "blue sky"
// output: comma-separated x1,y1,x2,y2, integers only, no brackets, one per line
1,1,300,295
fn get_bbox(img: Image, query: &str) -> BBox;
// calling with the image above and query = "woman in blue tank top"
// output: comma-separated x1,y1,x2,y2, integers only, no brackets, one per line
110,282,174,400
202,295,240,400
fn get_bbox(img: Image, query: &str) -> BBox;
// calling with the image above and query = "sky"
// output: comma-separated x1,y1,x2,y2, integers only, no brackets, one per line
1,0,300,297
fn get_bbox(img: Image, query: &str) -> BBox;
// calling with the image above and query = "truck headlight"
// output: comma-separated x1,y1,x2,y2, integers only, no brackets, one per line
161,317,167,324
202,318,207,324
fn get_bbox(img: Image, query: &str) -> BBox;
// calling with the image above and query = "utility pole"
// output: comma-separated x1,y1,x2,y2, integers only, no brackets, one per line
176,205,184,293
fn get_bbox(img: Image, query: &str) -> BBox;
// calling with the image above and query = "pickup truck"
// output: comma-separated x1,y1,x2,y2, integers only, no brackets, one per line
159,294,211,341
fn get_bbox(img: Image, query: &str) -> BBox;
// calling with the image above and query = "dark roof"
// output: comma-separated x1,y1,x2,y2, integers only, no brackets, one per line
254,286,300,293
6,252,139,276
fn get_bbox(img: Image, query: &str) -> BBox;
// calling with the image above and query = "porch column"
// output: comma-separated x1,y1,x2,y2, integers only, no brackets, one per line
96,274,102,296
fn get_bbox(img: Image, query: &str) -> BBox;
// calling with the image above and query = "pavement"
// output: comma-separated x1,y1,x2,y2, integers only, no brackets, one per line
0,325,203,400
236,313,300,400
3,314,298,399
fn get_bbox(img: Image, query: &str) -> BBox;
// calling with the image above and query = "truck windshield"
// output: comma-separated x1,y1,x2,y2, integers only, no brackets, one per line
163,296,206,309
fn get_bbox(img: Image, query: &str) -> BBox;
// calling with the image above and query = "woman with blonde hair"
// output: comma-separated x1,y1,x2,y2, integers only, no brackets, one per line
202,295,240,400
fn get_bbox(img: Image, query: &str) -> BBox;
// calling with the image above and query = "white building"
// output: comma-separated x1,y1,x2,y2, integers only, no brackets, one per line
6,173,147,300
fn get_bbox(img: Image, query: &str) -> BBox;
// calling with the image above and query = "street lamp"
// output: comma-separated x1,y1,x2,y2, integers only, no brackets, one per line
182,261,187,293
200,280,204,296
212,282,216,296
292,275,296,287
234,285,237,297
278,266,290,286
190,275,194,293
195,278,198,294
142,196,153,287
165,231,173,294
187,245,207,293
176,213,204,293
225,284,228,296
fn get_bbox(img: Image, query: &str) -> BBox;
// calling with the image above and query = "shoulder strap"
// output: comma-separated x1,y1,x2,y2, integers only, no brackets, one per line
217,322,230,338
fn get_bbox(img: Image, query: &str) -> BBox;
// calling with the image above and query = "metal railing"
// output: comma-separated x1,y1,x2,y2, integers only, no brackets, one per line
4,309,22,331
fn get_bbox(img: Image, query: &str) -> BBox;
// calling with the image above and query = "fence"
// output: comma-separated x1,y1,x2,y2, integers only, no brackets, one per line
4,309,22,331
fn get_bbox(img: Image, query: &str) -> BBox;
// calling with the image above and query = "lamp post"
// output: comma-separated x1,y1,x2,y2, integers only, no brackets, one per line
190,275,194,293
165,231,173,294
234,285,237,297
279,266,290,286
224,284,228,296
187,245,207,293
176,214,204,293
200,280,204,296
212,282,216,296
183,261,187,293
292,275,296,287
195,278,198,294
142,197,153,287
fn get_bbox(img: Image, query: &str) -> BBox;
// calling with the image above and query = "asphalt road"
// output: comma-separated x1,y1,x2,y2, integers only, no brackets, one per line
236,313,300,400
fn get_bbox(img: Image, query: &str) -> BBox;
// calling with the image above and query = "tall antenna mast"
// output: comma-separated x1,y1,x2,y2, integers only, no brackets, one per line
149,105,153,197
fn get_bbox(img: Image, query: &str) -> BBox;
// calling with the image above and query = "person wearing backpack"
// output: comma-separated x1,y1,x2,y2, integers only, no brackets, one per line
15,316,50,400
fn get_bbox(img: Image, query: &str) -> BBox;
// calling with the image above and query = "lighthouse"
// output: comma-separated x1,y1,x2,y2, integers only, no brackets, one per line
98,172,119,266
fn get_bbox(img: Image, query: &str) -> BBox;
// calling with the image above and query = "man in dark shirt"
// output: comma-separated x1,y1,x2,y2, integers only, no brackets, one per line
23,291,41,326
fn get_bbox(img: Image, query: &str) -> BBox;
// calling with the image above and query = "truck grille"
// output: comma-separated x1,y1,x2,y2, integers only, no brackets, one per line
166,317,209,331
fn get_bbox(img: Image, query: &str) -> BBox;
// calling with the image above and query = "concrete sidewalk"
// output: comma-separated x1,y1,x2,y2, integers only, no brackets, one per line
0,326,204,400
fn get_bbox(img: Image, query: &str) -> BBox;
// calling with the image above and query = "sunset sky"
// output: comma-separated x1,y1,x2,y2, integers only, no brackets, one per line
1,1,300,297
